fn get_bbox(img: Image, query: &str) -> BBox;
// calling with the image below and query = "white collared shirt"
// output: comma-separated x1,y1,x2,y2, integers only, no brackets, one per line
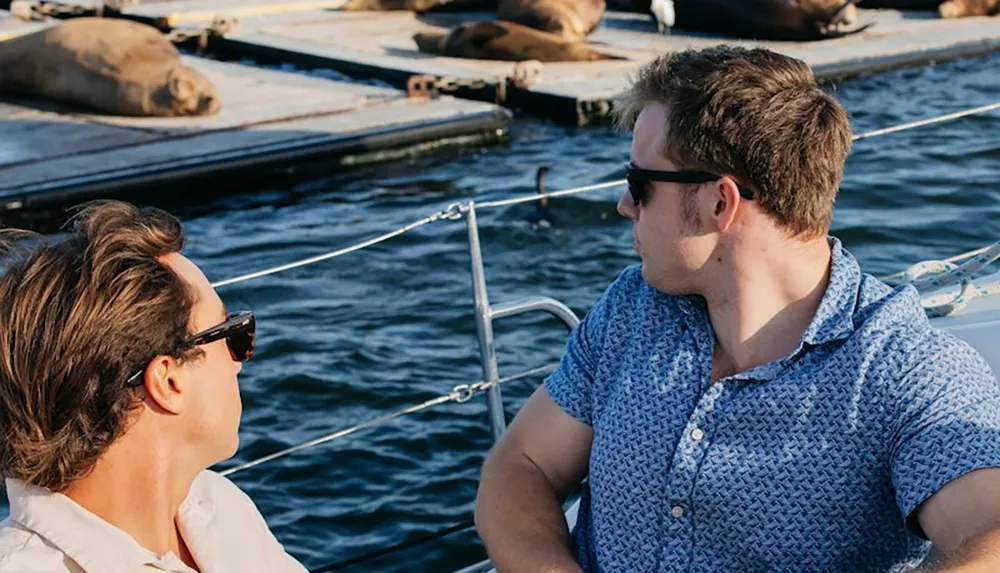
0,470,309,573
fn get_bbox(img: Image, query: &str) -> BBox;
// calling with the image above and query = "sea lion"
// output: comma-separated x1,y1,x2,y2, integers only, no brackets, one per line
856,0,941,7
670,0,866,41
412,0,618,61
413,20,619,61
0,18,220,117
340,0,492,11
938,0,999,16
495,0,606,41
859,0,998,16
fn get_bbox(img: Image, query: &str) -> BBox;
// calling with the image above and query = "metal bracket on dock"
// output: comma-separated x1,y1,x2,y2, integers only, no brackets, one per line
509,60,542,89
10,0,84,21
405,60,543,104
9,0,138,21
166,16,239,52
8,1,237,53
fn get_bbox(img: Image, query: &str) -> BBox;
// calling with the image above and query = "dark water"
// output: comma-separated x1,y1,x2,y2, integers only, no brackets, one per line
4,52,1000,572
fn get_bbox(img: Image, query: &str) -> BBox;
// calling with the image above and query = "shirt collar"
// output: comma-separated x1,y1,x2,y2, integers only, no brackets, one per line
5,477,211,573
672,236,862,382
798,236,861,348
675,236,860,345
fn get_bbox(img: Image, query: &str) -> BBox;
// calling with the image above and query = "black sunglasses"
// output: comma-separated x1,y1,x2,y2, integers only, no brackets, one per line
625,164,755,206
125,311,256,387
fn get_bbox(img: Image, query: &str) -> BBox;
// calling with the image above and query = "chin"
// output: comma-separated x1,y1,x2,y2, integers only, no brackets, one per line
212,436,240,465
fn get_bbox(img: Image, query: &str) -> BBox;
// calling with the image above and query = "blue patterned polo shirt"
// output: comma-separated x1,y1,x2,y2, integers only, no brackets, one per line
545,238,1000,573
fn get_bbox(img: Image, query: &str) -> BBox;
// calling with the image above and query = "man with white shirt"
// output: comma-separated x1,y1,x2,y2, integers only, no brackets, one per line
0,201,307,573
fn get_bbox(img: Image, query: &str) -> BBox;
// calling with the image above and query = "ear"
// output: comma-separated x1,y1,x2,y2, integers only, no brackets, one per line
168,68,193,101
142,356,187,415
709,176,743,233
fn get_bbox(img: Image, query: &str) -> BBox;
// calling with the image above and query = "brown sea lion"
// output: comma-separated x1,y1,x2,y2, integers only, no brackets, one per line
938,0,999,16
414,0,617,61
340,0,492,11
859,0,998,16
413,20,619,61
856,0,941,8
670,0,866,41
0,18,220,116
496,0,606,41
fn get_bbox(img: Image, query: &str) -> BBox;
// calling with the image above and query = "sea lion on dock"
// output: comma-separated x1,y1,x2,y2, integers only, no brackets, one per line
495,0,606,41
671,0,866,41
413,0,620,62
342,0,615,61
340,0,492,11
938,0,999,17
413,20,620,61
0,18,220,117
856,0,941,7
859,0,998,16
607,0,860,39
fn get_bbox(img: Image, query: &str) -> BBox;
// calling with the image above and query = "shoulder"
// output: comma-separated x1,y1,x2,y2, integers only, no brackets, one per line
851,275,939,359
0,518,74,572
841,273,996,401
855,276,992,374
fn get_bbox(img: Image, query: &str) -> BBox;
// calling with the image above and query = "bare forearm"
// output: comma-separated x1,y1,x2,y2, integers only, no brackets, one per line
475,452,584,573
916,528,1000,573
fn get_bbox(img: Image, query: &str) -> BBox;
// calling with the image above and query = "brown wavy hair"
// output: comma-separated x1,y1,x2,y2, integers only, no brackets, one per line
0,201,200,492
613,45,853,238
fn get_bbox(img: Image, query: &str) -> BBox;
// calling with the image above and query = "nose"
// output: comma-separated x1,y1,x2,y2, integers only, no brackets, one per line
198,94,220,115
617,188,637,220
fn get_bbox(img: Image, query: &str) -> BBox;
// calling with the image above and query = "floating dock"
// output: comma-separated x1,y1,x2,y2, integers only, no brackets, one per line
0,10,511,214
70,0,1000,126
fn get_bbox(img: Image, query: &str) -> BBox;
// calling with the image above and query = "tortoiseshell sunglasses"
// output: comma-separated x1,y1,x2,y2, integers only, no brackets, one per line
125,311,256,387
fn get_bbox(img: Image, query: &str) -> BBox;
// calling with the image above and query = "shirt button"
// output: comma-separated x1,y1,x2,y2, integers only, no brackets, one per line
671,505,685,518
691,428,705,441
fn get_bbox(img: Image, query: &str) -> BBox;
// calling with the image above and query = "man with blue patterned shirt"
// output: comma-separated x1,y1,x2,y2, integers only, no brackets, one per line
474,46,1000,573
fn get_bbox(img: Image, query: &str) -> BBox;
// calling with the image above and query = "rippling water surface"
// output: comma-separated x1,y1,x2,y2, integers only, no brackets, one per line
4,52,1000,572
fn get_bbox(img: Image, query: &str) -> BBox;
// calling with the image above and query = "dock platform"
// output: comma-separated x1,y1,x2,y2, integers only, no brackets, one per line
0,11,511,214
79,1,1000,126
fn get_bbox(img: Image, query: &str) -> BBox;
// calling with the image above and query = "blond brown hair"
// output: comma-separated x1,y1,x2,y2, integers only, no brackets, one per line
613,45,853,237
0,201,199,492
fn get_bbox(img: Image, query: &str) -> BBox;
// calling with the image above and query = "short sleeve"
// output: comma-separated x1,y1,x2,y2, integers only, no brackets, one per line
889,331,1000,535
544,268,632,426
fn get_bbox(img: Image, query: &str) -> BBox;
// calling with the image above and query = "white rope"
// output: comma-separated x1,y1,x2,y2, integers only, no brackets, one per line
920,277,1000,319
883,241,1000,318
219,363,559,477
878,244,992,284
851,102,1000,142
210,102,1000,289
210,206,461,288
477,180,625,209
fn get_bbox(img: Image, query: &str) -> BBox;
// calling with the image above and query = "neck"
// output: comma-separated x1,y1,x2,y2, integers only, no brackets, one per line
701,235,832,376
64,417,198,560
